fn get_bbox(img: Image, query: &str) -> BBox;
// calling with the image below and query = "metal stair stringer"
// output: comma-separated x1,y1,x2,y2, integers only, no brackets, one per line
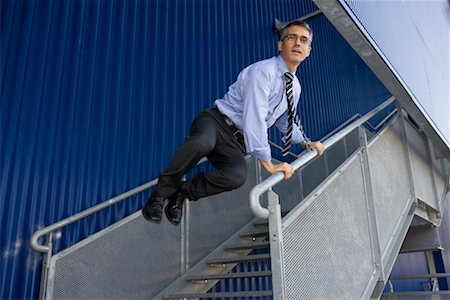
152,217,271,299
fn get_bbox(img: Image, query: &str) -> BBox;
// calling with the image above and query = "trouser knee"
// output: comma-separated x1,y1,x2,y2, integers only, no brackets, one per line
187,134,215,156
223,164,247,190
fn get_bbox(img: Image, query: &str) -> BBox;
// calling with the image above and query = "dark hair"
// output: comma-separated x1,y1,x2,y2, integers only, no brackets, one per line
279,20,313,44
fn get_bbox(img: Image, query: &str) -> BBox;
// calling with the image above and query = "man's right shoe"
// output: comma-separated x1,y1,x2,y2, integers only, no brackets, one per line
165,192,187,226
142,192,166,224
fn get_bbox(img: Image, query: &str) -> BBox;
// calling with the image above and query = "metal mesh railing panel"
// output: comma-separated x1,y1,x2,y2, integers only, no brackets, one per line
405,121,439,210
282,155,375,299
49,213,182,299
367,118,411,263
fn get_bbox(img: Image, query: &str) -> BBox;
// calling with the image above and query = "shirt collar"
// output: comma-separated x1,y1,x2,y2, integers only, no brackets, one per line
276,55,296,78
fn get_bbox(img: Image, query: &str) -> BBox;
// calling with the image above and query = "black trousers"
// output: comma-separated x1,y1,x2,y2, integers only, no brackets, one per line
155,109,247,200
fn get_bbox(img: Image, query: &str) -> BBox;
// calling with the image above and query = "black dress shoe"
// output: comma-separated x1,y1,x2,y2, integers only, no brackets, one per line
142,192,166,224
165,192,186,226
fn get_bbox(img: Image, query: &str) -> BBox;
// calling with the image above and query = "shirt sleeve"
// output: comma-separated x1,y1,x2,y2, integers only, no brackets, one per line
274,111,305,144
242,69,272,162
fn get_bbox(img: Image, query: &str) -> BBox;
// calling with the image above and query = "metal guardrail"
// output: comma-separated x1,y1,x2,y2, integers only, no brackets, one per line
31,178,158,253
249,96,396,219
383,291,450,296
387,272,450,295
387,272,450,296
390,273,450,280
31,157,208,253
269,108,396,158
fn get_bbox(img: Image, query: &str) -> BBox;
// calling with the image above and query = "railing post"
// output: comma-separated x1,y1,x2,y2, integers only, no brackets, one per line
425,251,440,291
358,127,384,298
181,176,188,274
38,233,53,300
267,189,285,299
427,137,448,218
398,108,417,207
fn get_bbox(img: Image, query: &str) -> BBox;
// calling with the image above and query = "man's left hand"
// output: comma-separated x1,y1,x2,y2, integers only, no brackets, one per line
305,141,324,156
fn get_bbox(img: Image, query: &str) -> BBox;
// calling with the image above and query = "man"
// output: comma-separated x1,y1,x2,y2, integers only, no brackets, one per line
142,19,324,225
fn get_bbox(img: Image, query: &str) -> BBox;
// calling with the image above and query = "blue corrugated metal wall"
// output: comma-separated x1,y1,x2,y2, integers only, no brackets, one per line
1,0,390,298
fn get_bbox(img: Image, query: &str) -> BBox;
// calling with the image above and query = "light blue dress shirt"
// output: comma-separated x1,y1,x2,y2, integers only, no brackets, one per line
214,55,306,161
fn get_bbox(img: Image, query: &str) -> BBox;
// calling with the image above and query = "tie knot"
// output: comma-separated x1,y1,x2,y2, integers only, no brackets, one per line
284,72,294,83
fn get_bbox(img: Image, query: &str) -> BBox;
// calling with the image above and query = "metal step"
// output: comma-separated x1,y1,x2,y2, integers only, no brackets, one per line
224,241,270,251
152,218,272,299
239,229,269,238
206,254,271,265
163,290,273,299
252,220,268,227
186,271,272,282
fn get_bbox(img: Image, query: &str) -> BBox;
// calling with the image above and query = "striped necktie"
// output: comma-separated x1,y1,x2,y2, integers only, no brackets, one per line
282,72,294,156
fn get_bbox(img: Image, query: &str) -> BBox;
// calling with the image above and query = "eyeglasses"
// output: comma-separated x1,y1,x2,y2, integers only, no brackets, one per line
282,34,310,45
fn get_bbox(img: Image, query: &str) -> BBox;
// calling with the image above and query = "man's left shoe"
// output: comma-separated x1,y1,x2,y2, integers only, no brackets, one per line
142,191,166,224
165,192,186,226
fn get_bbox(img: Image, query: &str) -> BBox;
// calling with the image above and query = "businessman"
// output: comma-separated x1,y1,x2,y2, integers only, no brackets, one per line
142,19,324,225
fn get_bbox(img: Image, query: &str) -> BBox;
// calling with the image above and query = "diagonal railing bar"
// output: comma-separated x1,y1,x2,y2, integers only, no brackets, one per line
249,96,396,219
269,108,396,158
31,157,207,253
31,178,158,253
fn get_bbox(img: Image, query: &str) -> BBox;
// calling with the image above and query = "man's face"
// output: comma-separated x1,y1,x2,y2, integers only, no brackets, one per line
278,25,312,68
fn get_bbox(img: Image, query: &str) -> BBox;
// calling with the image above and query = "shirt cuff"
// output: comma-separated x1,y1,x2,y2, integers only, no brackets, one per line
292,129,306,144
247,148,272,162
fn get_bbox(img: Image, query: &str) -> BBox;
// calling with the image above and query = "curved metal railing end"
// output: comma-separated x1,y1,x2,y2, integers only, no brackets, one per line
31,178,159,253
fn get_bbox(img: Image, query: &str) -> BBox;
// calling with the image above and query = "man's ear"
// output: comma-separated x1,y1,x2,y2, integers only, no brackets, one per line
278,40,282,52
306,46,312,57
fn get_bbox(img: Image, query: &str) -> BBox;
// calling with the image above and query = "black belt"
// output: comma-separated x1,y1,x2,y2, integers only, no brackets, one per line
212,108,244,145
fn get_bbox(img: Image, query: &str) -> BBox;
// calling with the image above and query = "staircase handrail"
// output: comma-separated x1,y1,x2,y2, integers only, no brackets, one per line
249,96,396,219
31,178,158,253
31,157,206,253
269,107,396,158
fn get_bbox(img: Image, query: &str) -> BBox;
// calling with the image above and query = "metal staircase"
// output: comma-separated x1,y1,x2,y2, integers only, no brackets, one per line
31,97,449,299
158,219,272,299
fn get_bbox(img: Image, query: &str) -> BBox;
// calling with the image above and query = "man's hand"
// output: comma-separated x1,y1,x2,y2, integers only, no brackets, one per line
260,160,294,180
304,141,324,156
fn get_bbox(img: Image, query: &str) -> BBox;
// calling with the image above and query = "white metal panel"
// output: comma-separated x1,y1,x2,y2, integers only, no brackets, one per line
342,0,450,148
